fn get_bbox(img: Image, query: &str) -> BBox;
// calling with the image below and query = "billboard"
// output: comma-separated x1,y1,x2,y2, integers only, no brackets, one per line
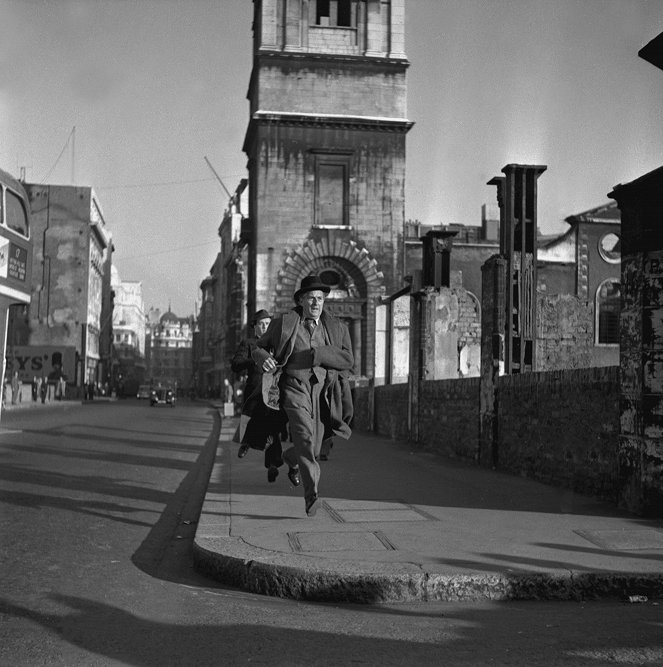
7,346,76,383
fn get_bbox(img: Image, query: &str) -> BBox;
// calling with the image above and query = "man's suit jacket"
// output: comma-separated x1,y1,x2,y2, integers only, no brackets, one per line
253,308,355,439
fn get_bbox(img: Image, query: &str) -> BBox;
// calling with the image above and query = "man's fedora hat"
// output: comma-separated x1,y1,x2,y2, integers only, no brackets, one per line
294,274,331,302
251,309,271,325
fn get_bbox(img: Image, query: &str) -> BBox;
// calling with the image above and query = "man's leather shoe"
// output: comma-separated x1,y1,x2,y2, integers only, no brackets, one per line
267,466,279,483
287,467,301,487
237,444,250,458
305,494,319,517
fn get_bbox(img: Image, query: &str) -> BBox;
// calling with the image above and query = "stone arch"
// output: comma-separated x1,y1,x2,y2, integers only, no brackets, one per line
273,238,385,377
274,238,384,309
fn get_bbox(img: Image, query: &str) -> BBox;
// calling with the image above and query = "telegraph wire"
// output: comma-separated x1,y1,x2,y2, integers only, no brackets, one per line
95,173,246,190
97,177,217,190
39,126,75,183
114,240,219,261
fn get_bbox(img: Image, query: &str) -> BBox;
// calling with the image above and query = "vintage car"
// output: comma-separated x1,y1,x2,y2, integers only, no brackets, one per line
150,387,175,407
137,384,152,400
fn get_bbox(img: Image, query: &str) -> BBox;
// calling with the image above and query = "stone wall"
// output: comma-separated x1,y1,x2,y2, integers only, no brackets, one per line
354,365,621,503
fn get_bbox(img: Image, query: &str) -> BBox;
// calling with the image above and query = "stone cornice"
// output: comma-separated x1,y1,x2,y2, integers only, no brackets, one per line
243,111,413,151
256,49,410,69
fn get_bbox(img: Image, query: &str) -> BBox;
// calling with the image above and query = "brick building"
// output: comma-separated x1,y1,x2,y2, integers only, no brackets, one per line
241,0,412,378
537,201,621,368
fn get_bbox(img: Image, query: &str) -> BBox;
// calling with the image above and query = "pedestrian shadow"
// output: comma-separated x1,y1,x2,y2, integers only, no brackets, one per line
2,593,662,666
0,594,443,665
130,409,230,589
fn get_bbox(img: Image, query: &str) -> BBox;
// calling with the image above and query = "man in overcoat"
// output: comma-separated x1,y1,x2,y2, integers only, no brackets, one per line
253,274,354,516
231,309,285,482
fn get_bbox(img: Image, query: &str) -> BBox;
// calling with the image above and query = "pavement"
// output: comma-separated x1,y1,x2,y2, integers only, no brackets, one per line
193,409,663,604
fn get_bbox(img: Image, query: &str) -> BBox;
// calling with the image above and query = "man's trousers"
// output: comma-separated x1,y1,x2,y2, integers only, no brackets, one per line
280,374,325,499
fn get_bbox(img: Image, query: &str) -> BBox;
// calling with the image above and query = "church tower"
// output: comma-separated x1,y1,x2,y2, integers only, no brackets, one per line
243,0,412,378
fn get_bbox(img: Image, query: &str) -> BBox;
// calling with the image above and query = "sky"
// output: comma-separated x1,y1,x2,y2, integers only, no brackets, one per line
2,0,662,316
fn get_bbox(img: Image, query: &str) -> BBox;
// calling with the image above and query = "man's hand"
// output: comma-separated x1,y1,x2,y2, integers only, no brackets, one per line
262,356,278,372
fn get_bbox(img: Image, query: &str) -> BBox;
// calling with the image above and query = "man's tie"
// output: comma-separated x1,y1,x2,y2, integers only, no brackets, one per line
305,318,316,335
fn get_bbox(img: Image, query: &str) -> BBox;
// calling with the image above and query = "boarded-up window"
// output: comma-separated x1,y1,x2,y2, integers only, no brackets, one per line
318,163,345,226
597,280,620,345
314,153,350,227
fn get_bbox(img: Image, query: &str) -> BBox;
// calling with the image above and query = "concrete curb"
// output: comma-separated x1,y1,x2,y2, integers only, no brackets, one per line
192,408,663,604
192,533,663,603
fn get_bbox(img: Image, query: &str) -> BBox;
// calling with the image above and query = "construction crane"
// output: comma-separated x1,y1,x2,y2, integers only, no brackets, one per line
203,156,232,199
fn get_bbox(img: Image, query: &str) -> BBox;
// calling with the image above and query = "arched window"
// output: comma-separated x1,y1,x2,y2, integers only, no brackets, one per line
596,280,620,345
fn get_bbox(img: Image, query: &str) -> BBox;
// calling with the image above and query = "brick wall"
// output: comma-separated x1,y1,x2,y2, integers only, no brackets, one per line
367,383,409,441
418,377,480,461
496,366,620,500
536,294,594,370
354,365,620,502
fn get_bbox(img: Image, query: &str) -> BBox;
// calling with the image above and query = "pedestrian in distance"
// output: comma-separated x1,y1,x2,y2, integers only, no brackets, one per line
231,309,287,483
252,274,354,516
10,371,20,405
31,376,39,402
39,375,47,403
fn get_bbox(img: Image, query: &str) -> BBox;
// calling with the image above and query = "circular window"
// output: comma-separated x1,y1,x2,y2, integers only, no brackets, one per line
598,232,620,264
319,269,341,287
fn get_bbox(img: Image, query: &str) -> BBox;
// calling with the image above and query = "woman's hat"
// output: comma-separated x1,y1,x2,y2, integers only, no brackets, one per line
251,309,271,325
293,274,331,302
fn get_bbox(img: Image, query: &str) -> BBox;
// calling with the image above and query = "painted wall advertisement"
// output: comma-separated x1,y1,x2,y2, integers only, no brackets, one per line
7,346,76,383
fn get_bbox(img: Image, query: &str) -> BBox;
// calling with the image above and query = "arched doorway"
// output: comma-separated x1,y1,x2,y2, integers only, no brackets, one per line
273,239,384,378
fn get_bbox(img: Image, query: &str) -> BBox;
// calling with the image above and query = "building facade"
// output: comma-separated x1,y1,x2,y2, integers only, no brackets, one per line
146,307,194,395
379,199,621,385
242,0,412,378
13,182,113,391
194,180,249,398
110,266,146,395
538,201,621,368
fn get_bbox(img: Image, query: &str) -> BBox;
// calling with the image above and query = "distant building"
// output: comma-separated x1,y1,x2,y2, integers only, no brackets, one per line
403,203,502,299
538,201,621,367
13,182,114,390
380,200,621,383
194,180,248,398
110,266,146,395
146,307,194,395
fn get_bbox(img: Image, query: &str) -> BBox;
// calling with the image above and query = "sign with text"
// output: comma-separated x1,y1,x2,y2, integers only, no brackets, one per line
8,243,27,281
0,228,32,303
0,238,8,279
7,346,76,383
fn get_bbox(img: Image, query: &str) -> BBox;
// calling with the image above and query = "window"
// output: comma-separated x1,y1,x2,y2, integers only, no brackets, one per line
598,232,620,264
4,188,29,237
315,0,353,27
314,154,351,227
596,280,620,345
